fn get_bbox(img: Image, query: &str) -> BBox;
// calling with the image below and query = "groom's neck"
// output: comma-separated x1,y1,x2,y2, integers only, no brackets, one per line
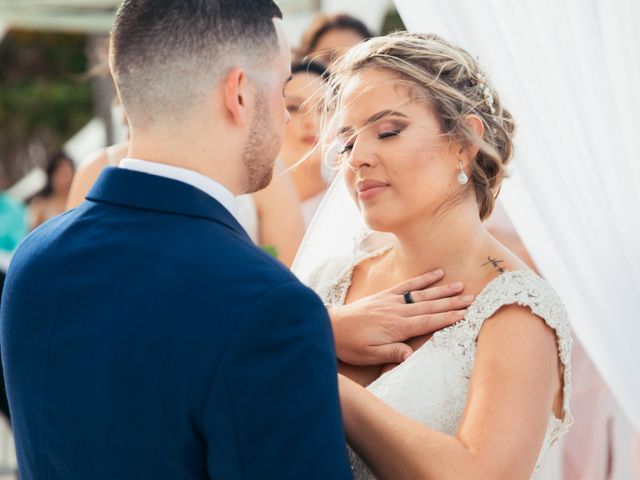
127,123,243,195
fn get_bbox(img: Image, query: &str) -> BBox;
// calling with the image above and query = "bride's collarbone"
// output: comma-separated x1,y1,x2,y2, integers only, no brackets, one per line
347,243,527,302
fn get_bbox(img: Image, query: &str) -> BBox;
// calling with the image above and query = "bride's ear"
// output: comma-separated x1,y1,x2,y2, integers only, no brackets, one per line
462,114,485,160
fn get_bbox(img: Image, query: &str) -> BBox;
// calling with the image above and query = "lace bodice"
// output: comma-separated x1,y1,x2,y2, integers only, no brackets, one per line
309,241,573,479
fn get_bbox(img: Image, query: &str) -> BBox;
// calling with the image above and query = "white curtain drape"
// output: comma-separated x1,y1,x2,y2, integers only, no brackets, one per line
393,0,640,431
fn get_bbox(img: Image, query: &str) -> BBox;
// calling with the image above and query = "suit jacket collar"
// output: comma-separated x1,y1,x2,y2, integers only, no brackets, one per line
86,167,250,240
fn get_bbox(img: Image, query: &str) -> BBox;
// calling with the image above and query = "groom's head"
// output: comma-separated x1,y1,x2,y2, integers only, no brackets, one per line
110,0,291,194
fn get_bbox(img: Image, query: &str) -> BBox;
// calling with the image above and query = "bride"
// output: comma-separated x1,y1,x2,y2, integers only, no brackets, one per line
294,32,572,479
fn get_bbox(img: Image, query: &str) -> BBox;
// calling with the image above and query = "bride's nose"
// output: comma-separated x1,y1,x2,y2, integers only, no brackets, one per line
347,138,376,172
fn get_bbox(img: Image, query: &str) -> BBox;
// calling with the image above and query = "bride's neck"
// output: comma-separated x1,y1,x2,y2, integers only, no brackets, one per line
387,201,492,283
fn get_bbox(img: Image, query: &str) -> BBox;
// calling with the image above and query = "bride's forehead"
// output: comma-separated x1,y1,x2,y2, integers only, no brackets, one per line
340,71,404,103
339,77,411,119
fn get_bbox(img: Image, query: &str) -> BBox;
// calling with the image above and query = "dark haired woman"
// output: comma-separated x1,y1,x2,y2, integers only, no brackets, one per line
281,59,331,226
296,13,373,66
29,151,75,230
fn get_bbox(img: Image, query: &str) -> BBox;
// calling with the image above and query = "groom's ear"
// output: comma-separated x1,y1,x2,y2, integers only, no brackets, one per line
223,67,249,128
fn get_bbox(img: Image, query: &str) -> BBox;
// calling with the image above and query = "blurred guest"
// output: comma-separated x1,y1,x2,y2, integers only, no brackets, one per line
237,161,304,266
66,141,129,209
68,142,304,266
281,60,329,226
1,176,28,293
1,167,27,424
635,435,640,477
1,166,27,289
0,193,27,262
295,13,373,66
28,150,75,230
563,338,615,480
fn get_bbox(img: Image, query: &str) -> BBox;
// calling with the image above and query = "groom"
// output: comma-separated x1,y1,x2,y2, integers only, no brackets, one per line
0,1,352,479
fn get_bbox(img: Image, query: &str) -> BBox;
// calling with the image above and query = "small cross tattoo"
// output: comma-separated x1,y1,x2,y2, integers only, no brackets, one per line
482,256,506,274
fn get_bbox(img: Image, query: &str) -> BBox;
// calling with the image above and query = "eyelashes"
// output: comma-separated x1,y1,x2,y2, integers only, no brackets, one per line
378,130,401,139
339,129,403,155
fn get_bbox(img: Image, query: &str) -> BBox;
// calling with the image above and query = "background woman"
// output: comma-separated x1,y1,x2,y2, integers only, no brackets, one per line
281,59,331,226
295,13,373,66
29,150,75,230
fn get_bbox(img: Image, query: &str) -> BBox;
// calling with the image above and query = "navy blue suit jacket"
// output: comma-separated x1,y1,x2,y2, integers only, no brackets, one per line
0,168,352,479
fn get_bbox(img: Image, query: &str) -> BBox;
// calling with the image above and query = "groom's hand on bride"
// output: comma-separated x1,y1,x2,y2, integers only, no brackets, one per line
328,269,473,366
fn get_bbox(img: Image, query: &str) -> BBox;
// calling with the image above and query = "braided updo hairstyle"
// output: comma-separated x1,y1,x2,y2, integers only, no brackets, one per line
323,32,516,220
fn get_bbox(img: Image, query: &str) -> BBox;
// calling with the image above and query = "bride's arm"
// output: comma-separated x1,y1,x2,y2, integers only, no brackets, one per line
339,304,562,480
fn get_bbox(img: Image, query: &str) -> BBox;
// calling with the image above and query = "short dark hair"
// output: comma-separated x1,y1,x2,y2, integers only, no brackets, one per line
295,13,373,62
291,59,328,79
110,0,283,123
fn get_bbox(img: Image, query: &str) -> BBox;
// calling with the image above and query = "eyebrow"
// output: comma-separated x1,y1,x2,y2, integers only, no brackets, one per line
338,109,408,136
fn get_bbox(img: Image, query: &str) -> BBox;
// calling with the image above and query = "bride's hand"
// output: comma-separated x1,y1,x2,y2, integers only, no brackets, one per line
327,269,473,366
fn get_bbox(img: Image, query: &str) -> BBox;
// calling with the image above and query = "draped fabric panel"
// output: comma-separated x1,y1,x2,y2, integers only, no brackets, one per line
394,0,640,430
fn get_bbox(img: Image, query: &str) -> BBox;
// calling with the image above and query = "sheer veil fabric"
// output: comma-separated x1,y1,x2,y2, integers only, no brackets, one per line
292,174,389,285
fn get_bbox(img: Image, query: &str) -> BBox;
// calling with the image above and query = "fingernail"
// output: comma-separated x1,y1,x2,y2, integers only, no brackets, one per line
452,282,463,289
433,268,444,275
462,295,475,302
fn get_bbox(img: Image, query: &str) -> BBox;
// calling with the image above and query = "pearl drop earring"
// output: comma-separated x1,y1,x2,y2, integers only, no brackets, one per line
457,160,469,185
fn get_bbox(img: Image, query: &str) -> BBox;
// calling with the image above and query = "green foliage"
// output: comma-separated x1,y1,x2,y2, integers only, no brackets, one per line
380,7,406,35
261,245,279,258
0,30,93,184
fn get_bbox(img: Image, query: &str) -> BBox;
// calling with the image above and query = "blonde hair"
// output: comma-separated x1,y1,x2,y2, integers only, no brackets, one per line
323,32,516,220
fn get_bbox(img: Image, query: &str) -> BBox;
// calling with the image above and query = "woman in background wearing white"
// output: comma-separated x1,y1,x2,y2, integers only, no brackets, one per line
280,59,330,226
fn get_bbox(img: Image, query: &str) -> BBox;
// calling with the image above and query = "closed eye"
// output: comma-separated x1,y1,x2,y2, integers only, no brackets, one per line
340,130,400,155
378,130,401,139
339,124,404,155
339,143,354,155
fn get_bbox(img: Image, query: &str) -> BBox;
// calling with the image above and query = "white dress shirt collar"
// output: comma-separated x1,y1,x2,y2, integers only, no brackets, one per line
119,157,238,217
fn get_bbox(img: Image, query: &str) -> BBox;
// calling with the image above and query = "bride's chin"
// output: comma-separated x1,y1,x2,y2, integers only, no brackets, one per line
362,212,398,233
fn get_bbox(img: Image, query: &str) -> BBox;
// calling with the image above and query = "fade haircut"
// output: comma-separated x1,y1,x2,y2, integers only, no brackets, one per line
110,0,283,125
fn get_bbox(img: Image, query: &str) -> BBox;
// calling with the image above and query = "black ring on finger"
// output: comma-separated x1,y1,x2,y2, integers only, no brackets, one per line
403,291,415,304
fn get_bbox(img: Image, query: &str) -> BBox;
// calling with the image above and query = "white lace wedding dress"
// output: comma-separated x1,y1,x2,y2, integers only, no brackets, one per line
308,235,573,479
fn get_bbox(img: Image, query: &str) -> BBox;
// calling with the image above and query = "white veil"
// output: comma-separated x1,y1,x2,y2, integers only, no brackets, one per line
291,170,395,288
291,173,361,285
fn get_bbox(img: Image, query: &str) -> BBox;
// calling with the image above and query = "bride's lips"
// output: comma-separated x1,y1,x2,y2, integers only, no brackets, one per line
355,179,390,200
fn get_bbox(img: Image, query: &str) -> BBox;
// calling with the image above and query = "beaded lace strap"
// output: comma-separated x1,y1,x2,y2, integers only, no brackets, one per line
465,270,573,435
